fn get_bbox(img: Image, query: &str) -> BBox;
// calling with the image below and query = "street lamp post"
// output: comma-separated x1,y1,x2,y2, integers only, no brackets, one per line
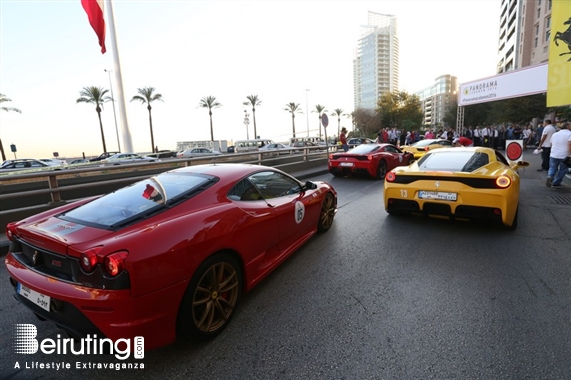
243,110,250,140
104,69,121,152
305,89,310,137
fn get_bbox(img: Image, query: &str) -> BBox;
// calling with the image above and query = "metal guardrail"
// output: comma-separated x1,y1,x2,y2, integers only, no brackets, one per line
0,147,330,232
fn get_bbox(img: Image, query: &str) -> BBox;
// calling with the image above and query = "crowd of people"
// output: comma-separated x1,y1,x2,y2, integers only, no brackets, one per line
373,127,426,146
369,123,558,152
452,124,542,150
370,121,570,186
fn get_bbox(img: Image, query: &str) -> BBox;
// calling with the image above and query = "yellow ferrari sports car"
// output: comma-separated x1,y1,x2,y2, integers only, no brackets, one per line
384,147,529,229
400,139,453,160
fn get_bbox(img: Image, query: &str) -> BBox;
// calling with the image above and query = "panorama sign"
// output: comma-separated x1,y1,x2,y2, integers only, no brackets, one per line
458,63,548,106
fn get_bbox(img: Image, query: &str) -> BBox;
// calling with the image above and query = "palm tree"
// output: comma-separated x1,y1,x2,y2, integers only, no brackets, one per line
312,104,327,138
198,96,222,142
76,86,112,154
243,95,261,139
331,108,347,138
0,93,22,161
283,102,303,138
131,87,163,153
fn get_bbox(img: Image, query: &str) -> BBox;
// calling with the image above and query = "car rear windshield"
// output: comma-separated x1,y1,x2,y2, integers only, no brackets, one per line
59,172,218,229
417,151,489,172
349,145,380,154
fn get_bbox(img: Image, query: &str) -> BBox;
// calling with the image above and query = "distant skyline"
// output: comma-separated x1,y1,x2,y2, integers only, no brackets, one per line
0,0,501,159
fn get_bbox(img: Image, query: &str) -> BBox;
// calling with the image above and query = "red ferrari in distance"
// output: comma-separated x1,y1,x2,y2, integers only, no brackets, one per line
5,164,337,351
328,143,414,179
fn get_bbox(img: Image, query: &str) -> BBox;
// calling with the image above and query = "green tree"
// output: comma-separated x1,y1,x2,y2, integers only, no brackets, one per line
312,104,327,137
376,91,423,131
131,87,163,153
351,108,382,138
464,102,492,127
284,102,303,138
490,93,548,124
199,96,222,142
443,100,458,129
76,86,112,154
331,108,348,138
554,105,571,122
0,93,22,161
243,95,262,139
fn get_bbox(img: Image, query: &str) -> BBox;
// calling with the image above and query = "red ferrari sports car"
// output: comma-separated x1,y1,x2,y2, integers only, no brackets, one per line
328,143,414,179
5,164,337,351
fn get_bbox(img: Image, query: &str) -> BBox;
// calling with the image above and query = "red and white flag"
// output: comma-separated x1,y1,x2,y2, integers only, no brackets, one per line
81,0,106,54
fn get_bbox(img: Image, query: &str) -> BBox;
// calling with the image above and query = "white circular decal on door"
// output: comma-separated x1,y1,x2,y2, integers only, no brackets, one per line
295,201,305,224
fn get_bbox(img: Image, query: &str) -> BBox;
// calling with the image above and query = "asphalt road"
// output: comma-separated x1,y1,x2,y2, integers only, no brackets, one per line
1,151,570,380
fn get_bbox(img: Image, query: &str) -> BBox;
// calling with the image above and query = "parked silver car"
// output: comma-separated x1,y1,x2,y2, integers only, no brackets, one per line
0,158,62,172
100,153,160,166
258,143,290,155
176,148,223,158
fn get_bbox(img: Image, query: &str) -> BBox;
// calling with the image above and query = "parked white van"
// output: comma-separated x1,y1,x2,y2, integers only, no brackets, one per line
290,136,326,146
234,139,275,153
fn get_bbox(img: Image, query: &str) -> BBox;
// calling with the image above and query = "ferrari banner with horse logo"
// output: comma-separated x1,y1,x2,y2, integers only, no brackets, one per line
547,0,571,106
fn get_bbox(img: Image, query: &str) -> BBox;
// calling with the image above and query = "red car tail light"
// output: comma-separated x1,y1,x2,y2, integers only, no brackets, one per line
79,246,103,273
386,172,396,182
104,251,128,277
495,175,511,188
6,222,17,241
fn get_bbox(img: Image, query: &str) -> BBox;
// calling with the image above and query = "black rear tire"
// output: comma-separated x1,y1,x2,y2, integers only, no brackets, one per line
376,160,387,180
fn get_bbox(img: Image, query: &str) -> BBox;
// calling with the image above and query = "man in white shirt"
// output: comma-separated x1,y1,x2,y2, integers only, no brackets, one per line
389,128,398,145
522,126,532,150
537,119,557,172
473,127,481,146
481,126,490,147
546,122,571,188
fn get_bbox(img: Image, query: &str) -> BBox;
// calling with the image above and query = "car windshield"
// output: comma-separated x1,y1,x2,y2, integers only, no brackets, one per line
349,144,381,154
59,172,218,229
417,151,489,172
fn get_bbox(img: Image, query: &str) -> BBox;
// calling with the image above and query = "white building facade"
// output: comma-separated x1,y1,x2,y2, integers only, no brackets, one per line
353,12,399,110
497,0,553,73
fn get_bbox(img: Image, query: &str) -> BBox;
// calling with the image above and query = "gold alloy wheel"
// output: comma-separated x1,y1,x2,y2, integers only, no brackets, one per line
192,262,240,333
318,193,335,232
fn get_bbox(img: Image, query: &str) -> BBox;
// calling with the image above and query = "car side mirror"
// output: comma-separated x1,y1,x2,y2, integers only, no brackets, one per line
302,181,318,191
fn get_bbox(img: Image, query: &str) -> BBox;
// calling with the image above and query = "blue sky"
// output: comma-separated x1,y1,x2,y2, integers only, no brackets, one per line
1,0,501,159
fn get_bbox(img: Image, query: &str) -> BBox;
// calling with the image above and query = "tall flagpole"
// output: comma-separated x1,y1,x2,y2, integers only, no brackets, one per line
106,0,133,153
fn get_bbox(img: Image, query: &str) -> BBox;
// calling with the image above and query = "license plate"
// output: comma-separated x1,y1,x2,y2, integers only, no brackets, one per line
418,191,457,201
17,283,51,312
339,162,354,167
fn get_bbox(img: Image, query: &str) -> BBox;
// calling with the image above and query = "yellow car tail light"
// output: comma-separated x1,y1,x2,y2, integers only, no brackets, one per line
495,175,511,188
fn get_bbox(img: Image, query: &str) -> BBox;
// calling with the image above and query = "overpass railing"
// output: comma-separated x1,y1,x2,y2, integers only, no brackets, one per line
0,147,329,232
